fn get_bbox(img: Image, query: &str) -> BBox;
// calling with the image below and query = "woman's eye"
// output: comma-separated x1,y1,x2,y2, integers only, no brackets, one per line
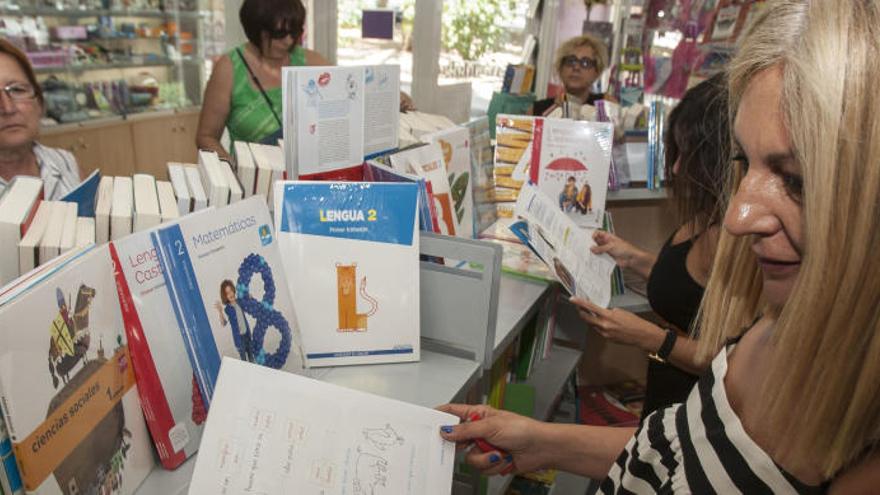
782,173,803,201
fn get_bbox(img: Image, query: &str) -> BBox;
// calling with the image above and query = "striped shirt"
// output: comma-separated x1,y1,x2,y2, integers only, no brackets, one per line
0,143,81,201
600,341,826,494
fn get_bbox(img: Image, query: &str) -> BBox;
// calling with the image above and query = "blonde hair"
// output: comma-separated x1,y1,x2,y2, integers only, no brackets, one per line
554,34,608,76
697,0,880,477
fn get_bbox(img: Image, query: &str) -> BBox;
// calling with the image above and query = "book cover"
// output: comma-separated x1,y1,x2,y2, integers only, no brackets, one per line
59,170,99,218
423,126,475,239
109,229,204,469
389,144,458,236
275,181,420,367
529,118,614,229
513,184,616,307
188,358,458,494
362,161,434,233
0,415,23,494
494,115,537,187
152,196,310,408
0,245,154,494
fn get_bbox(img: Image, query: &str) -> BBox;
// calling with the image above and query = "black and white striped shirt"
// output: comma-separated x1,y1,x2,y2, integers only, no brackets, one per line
600,341,826,494
0,142,81,200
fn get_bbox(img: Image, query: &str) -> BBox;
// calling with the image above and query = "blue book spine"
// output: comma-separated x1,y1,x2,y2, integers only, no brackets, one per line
0,418,22,494
152,226,223,408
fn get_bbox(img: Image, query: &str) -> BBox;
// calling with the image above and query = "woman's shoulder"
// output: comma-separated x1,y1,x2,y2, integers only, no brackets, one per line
302,48,330,66
531,97,555,116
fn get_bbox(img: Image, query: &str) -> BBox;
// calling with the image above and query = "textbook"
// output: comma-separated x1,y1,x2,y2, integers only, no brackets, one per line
389,143,459,236
423,126,475,238
513,183,616,307
109,228,203,469
59,169,100,218
0,415,23,495
529,118,614,229
275,181,420,367
188,358,458,495
362,160,435,233
0,245,154,494
152,196,311,408
0,177,43,285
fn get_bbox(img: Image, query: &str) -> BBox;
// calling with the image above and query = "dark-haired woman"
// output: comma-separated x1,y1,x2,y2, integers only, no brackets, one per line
196,0,328,161
571,73,729,419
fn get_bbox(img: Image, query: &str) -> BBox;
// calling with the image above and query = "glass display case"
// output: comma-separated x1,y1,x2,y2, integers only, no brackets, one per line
0,0,225,125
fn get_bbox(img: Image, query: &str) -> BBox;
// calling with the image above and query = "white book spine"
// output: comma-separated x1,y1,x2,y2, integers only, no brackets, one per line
111,176,133,241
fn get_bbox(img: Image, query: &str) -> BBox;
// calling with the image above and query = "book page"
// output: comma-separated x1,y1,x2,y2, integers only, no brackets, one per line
289,66,366,176
189,358,458,495
364,65,400,157
515,184,615,307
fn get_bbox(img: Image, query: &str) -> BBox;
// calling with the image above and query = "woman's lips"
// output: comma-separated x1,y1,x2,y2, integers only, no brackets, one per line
756,256,801,277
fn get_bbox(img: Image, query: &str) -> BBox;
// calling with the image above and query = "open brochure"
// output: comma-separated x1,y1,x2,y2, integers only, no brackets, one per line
513,183,616,307
189,358,458,494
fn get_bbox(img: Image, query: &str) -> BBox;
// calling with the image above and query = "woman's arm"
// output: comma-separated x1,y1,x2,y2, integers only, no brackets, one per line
570,298,710,375
196,55,234,161
437,404,635,480
304,49,330,66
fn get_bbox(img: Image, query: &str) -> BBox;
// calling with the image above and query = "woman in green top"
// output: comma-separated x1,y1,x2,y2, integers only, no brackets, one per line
196,0,328,161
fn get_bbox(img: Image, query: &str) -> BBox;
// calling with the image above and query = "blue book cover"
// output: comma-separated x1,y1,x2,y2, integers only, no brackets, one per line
275,181,420,367
0,414,22,494
60,169,101,217
363,160,435,233
152,196,311,408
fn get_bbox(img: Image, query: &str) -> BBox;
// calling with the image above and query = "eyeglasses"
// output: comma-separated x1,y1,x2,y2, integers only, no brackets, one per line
1,83,37,101
561,55,598,71
267,27,302,40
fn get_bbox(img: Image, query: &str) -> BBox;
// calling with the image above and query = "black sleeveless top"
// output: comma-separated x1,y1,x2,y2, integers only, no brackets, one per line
641,233,705,419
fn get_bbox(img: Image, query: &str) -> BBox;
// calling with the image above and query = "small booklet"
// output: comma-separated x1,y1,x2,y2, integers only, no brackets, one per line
275,181,420,367
151,196,311,408
513,184,616,307
423,126,475,239
188,358,459,495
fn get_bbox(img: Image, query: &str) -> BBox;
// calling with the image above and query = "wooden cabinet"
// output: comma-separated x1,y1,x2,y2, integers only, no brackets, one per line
40,108,201,180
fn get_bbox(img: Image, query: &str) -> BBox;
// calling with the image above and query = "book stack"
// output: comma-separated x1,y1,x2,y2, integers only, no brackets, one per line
0,177,43,285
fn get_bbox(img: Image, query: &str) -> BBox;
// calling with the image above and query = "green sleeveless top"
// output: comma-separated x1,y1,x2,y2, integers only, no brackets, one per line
227,44,307,144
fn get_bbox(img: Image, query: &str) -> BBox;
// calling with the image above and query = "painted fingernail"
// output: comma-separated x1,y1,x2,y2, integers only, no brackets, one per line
505,454,513,463
489,454,501,463
440,426,454,434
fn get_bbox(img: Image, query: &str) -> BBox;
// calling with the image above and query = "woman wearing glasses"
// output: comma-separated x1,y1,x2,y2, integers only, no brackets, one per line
530,34,612,117
196,0,329,161
0,39,82,200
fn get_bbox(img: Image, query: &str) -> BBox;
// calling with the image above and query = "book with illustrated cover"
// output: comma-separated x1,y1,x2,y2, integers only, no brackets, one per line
362,161,436,233
0,245,154,494
389,144,458,237
151,196,311,409
513,184,616,307
494,115,537,191
529,118,614,229
108,228,203,469
188,358,458,494
275,181,420,367
423,126,475,239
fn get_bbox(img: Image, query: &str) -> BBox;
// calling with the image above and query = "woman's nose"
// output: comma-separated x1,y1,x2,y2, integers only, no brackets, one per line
723,169,782,237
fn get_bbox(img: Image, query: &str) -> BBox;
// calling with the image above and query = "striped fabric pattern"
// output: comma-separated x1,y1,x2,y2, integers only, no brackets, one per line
0,143,81,200
599,343,826,494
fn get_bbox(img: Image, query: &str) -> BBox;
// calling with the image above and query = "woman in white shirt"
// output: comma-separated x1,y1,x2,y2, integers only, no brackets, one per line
0,39,81,200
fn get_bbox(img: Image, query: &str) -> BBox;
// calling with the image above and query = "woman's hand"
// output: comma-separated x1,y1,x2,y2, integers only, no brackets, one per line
399,91,416,112
570,297,664,353
437,404,550,476
591,231,656,279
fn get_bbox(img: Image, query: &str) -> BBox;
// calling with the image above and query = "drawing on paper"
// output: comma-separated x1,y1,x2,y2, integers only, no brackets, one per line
362,424,404,452
309,459,336,488
353,450,389,495
336,264,378,332
48,285,94,388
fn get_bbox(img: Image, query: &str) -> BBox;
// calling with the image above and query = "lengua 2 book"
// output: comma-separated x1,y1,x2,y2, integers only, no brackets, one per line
109,227,204,469
151,196,311,409
274,181,420,367
0,244,154,494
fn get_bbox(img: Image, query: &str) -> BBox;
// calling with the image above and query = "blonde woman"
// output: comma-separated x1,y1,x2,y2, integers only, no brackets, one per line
439,1,880,491
530,34,611,117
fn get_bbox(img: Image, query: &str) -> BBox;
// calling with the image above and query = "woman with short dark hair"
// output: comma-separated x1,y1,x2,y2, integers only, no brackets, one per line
196,0,328,160
0,39,82,199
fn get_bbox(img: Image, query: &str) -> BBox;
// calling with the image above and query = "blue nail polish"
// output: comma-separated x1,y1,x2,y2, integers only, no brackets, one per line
440,425,453,434
505,454,513,463
489,454,500,463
